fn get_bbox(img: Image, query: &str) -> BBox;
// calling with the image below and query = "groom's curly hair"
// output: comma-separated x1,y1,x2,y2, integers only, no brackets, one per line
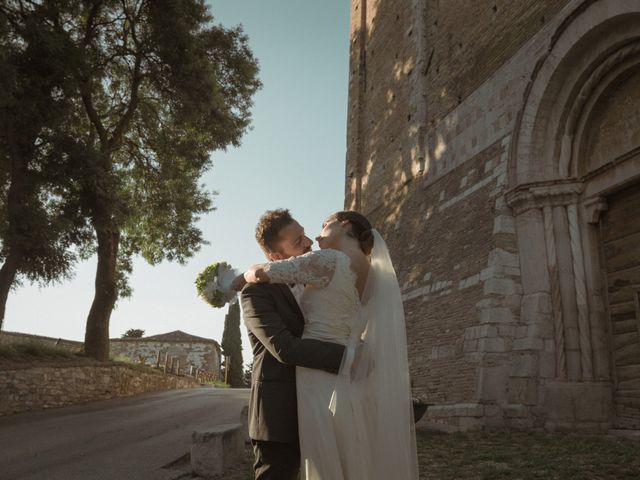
255,208,295,255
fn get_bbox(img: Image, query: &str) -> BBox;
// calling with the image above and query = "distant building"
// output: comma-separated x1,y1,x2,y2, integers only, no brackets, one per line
346,0,640,431
110,330,221,375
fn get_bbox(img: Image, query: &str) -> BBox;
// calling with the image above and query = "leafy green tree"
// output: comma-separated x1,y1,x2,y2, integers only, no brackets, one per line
221,301,243,387
0,3,92,329
121,328,144,338
34,0,260,360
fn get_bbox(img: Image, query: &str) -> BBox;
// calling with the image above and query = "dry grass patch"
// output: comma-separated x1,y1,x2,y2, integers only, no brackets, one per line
417,429,640,479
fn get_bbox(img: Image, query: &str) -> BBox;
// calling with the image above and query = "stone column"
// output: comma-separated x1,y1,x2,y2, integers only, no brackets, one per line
506,181,594,382
542,205,567,379
582,196,611,380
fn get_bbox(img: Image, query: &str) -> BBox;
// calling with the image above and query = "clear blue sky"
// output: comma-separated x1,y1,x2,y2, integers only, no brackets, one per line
3,1,351,365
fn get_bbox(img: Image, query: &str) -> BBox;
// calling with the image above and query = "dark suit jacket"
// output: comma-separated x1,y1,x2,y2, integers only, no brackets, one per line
241,282,345,443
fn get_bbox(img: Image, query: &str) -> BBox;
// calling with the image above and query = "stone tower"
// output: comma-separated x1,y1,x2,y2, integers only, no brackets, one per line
346,0,640,432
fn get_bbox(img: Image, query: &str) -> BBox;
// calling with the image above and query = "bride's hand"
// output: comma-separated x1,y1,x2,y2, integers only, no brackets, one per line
244,264,271,284
230,274,247,291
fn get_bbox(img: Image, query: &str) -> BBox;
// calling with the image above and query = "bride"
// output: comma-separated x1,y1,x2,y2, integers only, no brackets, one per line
242,211,418,480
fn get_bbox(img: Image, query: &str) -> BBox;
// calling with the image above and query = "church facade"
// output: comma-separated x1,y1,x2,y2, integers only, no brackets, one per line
345,0,640,431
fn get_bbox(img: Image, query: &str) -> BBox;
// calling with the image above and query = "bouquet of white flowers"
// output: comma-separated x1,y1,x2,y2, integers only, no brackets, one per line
195,262,240,308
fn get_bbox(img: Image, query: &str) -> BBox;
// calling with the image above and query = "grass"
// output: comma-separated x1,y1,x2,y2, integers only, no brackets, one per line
200,379,231,388
0,341,80,360
416,429,640,480
221,429,640,480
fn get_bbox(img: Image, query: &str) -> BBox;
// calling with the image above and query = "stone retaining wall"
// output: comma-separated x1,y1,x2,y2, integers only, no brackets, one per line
0,363,200,416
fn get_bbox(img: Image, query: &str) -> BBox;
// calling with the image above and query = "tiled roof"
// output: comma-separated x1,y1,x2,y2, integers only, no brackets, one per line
141,330,218,344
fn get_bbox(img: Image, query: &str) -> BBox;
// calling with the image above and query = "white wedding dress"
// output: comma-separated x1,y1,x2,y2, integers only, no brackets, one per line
264,243,418,480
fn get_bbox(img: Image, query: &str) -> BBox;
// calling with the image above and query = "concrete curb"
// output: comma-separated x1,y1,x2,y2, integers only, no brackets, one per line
188,405,250,478
191,423,244,478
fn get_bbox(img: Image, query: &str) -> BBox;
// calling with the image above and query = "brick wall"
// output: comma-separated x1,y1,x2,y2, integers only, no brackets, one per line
424,0,571,124
345,0,578,428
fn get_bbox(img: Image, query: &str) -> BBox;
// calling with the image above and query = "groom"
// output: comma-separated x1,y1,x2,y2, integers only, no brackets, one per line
240,209,345,480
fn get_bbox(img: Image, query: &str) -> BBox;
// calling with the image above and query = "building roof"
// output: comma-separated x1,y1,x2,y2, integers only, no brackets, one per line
143,330,218,344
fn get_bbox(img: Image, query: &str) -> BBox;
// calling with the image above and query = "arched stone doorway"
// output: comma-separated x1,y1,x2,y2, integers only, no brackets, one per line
507,0,640,430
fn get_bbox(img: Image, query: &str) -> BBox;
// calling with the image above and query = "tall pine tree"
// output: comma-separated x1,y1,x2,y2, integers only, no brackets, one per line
221,301,243,387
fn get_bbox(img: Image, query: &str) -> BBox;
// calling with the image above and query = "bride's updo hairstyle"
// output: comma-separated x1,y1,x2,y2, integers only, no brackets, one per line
329,211,374,255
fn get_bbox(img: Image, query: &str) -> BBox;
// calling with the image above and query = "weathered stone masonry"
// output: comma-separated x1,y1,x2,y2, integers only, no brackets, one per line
110,330,221,375
0,363,199,416
346,0,640,431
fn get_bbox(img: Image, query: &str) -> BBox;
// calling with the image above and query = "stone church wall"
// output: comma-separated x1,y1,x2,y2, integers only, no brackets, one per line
346,0,640,431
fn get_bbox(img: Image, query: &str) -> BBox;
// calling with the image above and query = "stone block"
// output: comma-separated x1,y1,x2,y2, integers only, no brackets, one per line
513,337,544,351
521,293,552,317
458,416,484,431
544,339,556,352
478,338,506,353
508,417,535,429
504,294,523,309
537,353,556,378
488,248,520,268
480,266,496,281
455,403,485,417
505,404,529,418
573,383,613,423
479,307,513,323
493,215,516,234
479,366,508,402
508,378,538,405
464,325,498,340
503,266,521,276
498,325,517,337
191,424,244,479
459,273,480,290
543,383,575,421
483,278,522,296
483,404,502,418
427,403,484,418
526,321,554,339
515,211,551,294
510,354,537,377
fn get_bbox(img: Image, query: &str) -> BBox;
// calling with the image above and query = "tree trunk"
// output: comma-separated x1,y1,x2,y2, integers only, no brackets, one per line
84,226,120,361
0,251,22,330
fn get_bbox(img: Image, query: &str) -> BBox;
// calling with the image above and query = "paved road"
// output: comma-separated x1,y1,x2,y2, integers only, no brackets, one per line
0,387,250,480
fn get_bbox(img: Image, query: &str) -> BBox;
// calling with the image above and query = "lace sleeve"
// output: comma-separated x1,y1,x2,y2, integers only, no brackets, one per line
263,249,340,288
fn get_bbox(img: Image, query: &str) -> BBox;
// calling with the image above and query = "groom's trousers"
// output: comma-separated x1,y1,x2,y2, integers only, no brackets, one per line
251,439,300,480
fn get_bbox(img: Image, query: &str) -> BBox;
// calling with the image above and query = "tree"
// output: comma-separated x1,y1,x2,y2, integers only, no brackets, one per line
221,301,243,387
36,0,260,360
121,328,144,338
0,3,92,329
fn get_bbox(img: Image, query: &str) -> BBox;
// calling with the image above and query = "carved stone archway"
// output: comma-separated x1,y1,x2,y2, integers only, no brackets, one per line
507,0,640,430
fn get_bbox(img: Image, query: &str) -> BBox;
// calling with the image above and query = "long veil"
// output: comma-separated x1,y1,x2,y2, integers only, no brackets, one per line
330,230,419,479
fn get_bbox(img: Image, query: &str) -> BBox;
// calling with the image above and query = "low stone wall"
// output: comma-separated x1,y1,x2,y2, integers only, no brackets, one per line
0,362,200,416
